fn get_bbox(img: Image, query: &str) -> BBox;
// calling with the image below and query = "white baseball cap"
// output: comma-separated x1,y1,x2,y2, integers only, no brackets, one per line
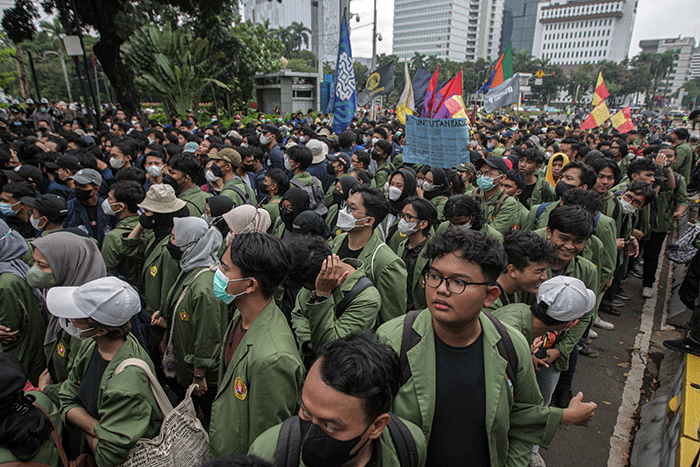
47,277,140,327
537,276,596,322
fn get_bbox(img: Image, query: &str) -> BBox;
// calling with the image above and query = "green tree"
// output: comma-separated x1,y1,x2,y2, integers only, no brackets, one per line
289,22,311,52
1,0,38,100
409,52,426,73
567,63,595,103
354,61,369,90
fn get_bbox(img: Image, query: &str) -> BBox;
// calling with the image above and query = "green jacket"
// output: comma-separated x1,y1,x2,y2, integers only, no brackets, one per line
437,220,503,242
373,162,395,193
0,391,62,466
330,230,408,322
325,181,336,207
548,255,598,372
429,195,449,222
528,175,556,208
291,259,381,352
209,300,304,458
0,272,46,385
293,172,323,191
601,191,623,237
396,237,432,311
179,185,211,217
44,329,81,405
673,142,693,181
654,173,687,233
141,235,181,318
249,416,428,467
377,310,562,467
262,194,282,230
472,188,520,234
593,213,619,287
522,201,558,231
163,266,228,388
221,177,257,206
101,215,144,287
512,201,530,231
493,304,535,343
59,336,164,467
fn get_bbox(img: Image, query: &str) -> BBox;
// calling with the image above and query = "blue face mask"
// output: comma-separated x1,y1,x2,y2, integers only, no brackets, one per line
0,201,19,217
476,175,496,191
213,267,251,304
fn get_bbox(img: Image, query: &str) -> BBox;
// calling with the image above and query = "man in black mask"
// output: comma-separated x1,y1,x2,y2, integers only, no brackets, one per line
249,331,426,467
63,169,114,246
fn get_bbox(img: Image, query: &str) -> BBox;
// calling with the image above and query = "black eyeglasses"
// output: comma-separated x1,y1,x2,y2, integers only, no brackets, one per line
424,271,489,294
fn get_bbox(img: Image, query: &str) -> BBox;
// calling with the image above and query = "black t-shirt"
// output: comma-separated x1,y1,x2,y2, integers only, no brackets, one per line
520,182,536,209
84,203,98,236
79,348,110,419
426,332,489,467
337,236,363,260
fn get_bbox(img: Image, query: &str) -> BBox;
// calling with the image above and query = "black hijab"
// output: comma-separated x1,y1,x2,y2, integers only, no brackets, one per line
206,195,234,234
388,168,417,214
424,167,451,201
280,188,309,231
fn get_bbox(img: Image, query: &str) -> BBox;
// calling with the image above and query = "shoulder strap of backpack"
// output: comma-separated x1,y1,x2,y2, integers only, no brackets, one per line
534,202,554,227
483,311,518,387
274,416,301,467
387,414,420,467
335,276,374,319
290,178,303,189
400,309,423,386
612,197,620,221
222,183,249,204
490,191,507,218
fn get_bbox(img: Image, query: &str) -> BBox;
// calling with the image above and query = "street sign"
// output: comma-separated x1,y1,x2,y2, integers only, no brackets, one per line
535,78,543,85
535,69,545,79
521,86,531,92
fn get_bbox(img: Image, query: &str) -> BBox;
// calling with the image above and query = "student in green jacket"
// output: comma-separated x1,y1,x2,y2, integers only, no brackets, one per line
0,353,63,467
324,151,352,206
52,277,164,467
29,232,107,405
100,180,146,287
209,233,304,458
517,148,556,209
287,145,327,216
437,195,503,241
160,217,227,427
275,188,310,239
249,331,428,467
381,167,417,250
671,127,692,181
371,140,395,194
212,148,257,207
327,175,361,235
485,230,558,313
259,168,289,228
590,158,624,236
287,236,381,361
395,197,437,312
420,167,451,222
168,152,211,217
329,185,408,323
501,169,530,231
0,221,46,386
472,157,520,234
22,193,68,237
377,229,593,467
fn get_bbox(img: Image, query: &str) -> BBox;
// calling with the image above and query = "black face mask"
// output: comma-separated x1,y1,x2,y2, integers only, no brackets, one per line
326,162,336,176
139,213,155,230
555,180,576,199
75,188,93,202
299,418,372,467
371,150,382,161
332,189,344,206
242,163,255,172
166,241,183,261
210,163,223,178
279,207,295,229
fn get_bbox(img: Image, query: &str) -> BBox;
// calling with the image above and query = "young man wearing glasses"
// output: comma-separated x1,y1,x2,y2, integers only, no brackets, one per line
378,227,594,467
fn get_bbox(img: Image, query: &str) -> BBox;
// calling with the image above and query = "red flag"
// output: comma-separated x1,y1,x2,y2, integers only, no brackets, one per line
421,65,440,118
591,72,609,106
433,70,463,119
611,106,634,133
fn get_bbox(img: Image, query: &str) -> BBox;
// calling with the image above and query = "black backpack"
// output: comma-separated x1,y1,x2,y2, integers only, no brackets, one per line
222,183,254,206
273,414,419,467
399,310,518,387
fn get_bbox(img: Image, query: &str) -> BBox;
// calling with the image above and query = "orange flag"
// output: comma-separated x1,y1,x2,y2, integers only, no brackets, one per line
591,72,609,106
580,101,610,130
610,106,634,133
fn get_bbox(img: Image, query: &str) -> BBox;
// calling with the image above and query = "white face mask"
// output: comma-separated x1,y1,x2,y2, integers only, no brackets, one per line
388,186,402,201
146,165,163,178
30,214,45,231
453,221,472,232
59,318,95,340
240,142,249,148
397,218,418,235
371,137,379,146
110,157,125,169
101,198,123,216
259,135,271,145
299,136,308,144
205,170,220,183
544,151,553,160
423,182,434,192
147,137,155,145
336,207,369,232
620,197,637,215
363,136,371,144
487,141,496,149
284,155,295,172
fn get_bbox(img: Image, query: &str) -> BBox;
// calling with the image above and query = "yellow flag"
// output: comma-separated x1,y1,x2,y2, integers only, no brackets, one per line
396,61,415,125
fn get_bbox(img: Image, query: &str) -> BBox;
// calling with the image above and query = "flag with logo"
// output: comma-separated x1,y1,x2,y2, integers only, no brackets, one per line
357,62,395,107
591,72,609,106
421,65,440,118
580,101,611,130
396,61,415,125
329,12,357,135
610,105,634,133
479,44,513,93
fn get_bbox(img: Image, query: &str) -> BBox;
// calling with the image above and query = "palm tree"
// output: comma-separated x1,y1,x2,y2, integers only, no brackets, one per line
289,22,311,52
410,52,426,73
270,26,293,57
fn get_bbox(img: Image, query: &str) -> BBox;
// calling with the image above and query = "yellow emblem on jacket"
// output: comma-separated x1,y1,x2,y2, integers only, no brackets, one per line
179,310,189,321
234,377,247,400
57,343,66,357
150,266,158,277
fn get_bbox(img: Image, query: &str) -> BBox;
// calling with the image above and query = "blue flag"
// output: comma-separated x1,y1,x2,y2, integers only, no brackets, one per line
330,12,356,135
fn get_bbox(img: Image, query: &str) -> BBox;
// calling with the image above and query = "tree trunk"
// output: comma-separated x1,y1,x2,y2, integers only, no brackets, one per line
13,44,29,100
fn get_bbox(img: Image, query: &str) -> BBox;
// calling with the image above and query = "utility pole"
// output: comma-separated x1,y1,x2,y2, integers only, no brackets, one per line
27,50,41,101
370,0,377,120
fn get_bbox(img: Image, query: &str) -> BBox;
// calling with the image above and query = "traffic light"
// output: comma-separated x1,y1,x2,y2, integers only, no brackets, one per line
552,72,556,77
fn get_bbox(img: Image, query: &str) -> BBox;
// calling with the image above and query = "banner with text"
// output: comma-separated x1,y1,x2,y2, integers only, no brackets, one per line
483,73,520,113
402,115,470,168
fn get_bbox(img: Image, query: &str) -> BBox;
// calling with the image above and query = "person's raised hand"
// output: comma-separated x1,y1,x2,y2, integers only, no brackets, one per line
315,254,350,297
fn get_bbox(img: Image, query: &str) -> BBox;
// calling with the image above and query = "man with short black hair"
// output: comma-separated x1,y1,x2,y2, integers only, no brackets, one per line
249,331,427,467
21,193,68,236
518,149,555,209
351,150,371,171
1,182,35,238
371,140,394,193
672,128,692,181
63,169,112,245
167,153,211,217
260,123,284,170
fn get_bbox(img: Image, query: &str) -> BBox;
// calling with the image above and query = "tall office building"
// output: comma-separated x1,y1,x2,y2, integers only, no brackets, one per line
532,0,637,66
392,0,505,62
639,37,697,95
500,0,540,55
692,49,700,79
243,0,349,63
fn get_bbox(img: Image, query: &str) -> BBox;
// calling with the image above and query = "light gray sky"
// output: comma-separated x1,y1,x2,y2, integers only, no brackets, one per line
349,0,700,60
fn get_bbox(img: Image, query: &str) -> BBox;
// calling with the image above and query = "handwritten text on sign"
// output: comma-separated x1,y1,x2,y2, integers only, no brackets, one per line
402,115,470,168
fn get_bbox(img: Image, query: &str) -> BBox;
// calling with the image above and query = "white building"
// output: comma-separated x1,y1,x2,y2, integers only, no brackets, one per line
639,37,697,95
532,0,637,66
242,0,349,64
392,0,504,62
692,49,700,79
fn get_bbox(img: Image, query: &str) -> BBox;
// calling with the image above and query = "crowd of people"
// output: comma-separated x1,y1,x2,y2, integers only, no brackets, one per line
0,100,698,467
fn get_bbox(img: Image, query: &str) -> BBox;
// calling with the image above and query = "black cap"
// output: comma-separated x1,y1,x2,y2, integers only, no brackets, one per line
327,152,351,169
475,156,509,175
292,211,331,238
261,123,281,139
21,194,69,222
3,165,42,185
45,154,82,173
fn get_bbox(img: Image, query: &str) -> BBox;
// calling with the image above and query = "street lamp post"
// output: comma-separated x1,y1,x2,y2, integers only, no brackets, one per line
44,50,73,103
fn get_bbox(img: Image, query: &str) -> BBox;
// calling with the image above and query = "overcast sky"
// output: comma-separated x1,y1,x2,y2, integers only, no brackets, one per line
348,0,700,60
